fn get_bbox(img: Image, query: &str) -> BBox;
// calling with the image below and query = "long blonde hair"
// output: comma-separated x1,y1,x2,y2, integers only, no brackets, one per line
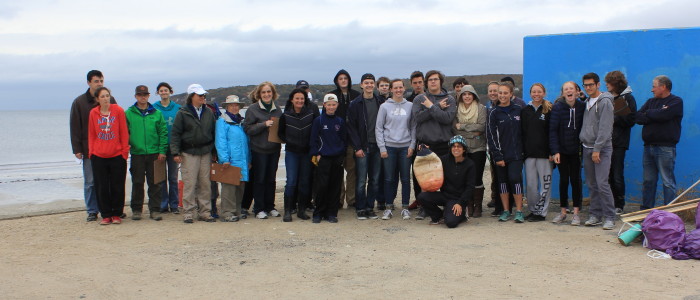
530,83,552,114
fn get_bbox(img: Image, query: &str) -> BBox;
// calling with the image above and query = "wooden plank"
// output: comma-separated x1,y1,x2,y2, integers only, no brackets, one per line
620,198,700,223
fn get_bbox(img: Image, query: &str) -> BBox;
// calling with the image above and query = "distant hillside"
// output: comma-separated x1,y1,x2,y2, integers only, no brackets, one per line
171,74,522,107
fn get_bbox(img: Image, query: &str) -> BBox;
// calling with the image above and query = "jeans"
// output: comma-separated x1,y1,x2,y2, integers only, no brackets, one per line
609,147,627,209
284,151,313,199
642,145,677,210
82,158,98,214
355,143,382,211
160,153,180,211
251,150,280,213
382,146,411,208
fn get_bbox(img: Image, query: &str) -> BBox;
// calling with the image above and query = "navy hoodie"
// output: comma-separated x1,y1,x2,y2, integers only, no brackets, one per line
549,99,585,155
309,113,346,157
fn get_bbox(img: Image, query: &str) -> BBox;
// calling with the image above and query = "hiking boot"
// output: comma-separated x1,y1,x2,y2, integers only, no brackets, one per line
283,210,292,222
514,211,525,223
111,216,122,224
183,215,193,223
498,211,511,222
401,209,411,220
240,208,249,219
602,218,615,230
150,212,162,221
415,207,426,220
131,211,142,221
198,215,216,222
381,210,392,220
570,214,581,226
366,210,379,219
528,215,546,222
356,211,368,220
100,217,112,225
551,213,567,224
86,213,98,222
256,211,268,219
222,215,239,222
584,216,602,226
269,209,281,217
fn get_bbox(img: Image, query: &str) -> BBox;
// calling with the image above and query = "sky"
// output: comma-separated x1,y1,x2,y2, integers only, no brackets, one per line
0,0,698,110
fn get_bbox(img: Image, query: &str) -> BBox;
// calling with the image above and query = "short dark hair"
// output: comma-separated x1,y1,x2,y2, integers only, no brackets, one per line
654,75,673,91
452,77,469,89
156,82,173,94
500,76,515,85
377,76,390,85
424,70,444,89
582,72,600,84
410,71,424,81
288,88,309,102
87,70,103,82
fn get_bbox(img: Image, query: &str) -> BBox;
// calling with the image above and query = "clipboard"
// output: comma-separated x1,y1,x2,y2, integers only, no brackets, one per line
154,159,166,184
268,116,283,143
210,163,242,185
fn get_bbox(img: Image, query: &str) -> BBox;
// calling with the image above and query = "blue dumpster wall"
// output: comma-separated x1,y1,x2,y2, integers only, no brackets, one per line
523,27,700,205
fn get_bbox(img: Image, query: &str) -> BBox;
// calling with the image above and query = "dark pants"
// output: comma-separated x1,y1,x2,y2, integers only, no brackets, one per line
129,154,161,213
211,181,219,215
251,151,280,213
314,154,343,218
242,170,254,210
609,147,626,209
489,156,515,213
418,192,465,228
557,153,583,208
92,155,127,218
467,151,487,187
412,141,449,200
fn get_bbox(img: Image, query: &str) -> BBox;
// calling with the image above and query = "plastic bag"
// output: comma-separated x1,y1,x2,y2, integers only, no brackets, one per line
668,229,700,260
641,210,686,252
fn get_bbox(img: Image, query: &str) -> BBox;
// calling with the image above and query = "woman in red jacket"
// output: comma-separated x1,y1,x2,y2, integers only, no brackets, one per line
88,87,130,225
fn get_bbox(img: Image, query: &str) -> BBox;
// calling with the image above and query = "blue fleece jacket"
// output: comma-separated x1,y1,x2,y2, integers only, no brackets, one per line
309,113,346,157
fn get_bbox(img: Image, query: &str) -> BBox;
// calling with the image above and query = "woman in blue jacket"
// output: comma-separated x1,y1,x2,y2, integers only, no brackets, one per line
215,95,250,222
486,82,525,223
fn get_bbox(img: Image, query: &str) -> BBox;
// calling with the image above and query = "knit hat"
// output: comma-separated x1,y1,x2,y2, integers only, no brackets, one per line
449,135,467,149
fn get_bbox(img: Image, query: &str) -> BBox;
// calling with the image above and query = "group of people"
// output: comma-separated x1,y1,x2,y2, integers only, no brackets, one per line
69,69,684,229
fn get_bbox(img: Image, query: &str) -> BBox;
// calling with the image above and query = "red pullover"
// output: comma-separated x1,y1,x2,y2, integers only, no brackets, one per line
88,104,130,159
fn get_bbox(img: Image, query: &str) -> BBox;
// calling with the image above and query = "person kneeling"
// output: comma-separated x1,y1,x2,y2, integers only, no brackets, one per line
417,136,475,228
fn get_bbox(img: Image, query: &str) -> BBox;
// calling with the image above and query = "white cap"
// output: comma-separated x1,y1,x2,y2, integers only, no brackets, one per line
323,94,338,103
187,84,207,95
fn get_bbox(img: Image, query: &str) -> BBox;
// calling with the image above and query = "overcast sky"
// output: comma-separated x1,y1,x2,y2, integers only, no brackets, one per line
1,0,698,110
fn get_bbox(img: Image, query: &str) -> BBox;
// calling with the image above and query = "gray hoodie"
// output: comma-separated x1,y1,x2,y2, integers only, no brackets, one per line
411,88,457,145
376,98,416,153
579,91,614,152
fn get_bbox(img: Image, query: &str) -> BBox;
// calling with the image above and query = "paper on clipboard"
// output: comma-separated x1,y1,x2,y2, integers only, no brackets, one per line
154,159,166,184
210,163,242,185
268,116,283,143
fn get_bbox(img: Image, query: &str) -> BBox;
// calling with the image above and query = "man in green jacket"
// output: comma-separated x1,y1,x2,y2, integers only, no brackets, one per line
126,85,168,221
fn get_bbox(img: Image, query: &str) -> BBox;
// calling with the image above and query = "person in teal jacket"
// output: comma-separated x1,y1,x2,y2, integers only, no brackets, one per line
215,95,250,222
153,82,182,214
126,85,168,221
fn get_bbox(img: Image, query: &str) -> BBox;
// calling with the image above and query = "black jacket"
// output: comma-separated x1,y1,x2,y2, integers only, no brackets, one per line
278,102,320,153
636,94,684,147
327,69,360,121
347,94,385,152
521,103,551,158
439,154,475,208
549,99,585,155
170,105,216,156
611,88,637,149
486,103,524,162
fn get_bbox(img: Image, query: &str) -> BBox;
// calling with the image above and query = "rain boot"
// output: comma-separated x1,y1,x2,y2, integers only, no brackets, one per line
283,195,293,222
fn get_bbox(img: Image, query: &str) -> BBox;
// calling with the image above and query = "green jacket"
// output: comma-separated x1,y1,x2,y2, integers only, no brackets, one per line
125,103,168,155
170,104,216,156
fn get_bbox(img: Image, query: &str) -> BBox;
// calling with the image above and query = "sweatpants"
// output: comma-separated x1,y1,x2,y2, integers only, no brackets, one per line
91,155,127,218
418,191,466,228
180,152,212,219
582,146,615,219
315,154,343,218
557,153,582,208
129,153,162,213
220,182,244,218
525,158,553,216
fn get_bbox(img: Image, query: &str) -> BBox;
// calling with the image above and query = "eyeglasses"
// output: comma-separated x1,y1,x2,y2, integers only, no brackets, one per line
582,83,596,88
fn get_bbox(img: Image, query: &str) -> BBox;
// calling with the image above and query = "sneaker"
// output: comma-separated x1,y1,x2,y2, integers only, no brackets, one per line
570,214,581,226
498,211,511,222
415,207,426,220
524,213,535,221
528,215,546,222
256,211,268,219
491,210,502,217
356,211,368,220
381,209,393,220
183,215,193,223
172,208,180,214
131,211,142,221
150,212,163,221
514,211,525,223
615,208,624,215
401,209,411,220
327,216,338,223
269,209,281,217
222,215,240,222
551,213,567,224
366,210,379,219
86,213,98,222
429,219,441,225
602,218,615,230
312,216,321,223
100,217,112,225
111,216,122,224
584,216,602,226
198,215,216,222
240,209,249,219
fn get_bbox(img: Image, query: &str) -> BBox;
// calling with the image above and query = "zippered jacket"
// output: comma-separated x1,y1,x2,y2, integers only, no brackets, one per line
126,103,168,155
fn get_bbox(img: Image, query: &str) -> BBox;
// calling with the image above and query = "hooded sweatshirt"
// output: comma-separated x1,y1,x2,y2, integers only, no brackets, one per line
579,92,614,152
327,69,361,120
88,104,130,159
125,103,168,155
153,100,181,145
611,86,637,149
549,98,585,155
70,89,117,156
375,98,416,153
411,88,457,145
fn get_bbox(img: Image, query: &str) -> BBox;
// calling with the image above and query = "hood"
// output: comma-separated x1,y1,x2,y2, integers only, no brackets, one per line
129,102,157,116
333,69,352,91
620,85,633,96
153,100,178,111
385,98,408,105
457,85,480,102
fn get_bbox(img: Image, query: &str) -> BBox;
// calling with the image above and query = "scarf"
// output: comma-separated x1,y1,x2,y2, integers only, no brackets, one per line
457,102,478,125
225,111,243,124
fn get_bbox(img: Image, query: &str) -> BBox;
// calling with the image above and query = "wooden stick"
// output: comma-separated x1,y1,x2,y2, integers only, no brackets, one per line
620,198,700,223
